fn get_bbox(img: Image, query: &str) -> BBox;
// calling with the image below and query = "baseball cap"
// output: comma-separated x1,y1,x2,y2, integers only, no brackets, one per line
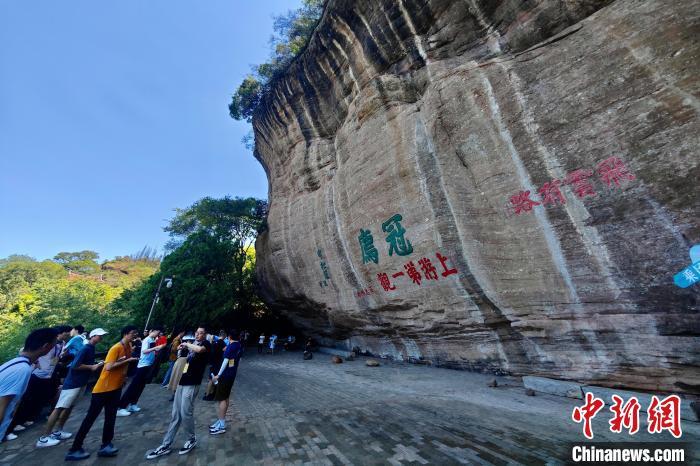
89,328,108,338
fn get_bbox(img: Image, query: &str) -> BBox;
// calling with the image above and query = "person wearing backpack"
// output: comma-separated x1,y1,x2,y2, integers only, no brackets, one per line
35,328,107,448
9,325,71,434
0,328,58,442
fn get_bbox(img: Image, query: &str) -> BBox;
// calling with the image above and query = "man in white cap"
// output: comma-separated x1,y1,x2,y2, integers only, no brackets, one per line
36,328,107,448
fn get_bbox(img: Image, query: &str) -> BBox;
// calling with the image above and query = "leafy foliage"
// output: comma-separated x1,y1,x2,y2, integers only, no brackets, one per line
229,0,324,123
53,250,101,275
229,76,264,123
0,196,271,361
0,254,158,360
116,196,269,334
164,196,267,243
114,232,241,330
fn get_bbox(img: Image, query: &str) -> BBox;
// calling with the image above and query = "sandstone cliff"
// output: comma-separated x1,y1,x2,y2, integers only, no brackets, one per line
251,0,700,394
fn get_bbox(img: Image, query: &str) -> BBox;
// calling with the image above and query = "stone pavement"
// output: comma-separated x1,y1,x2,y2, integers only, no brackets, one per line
1,351,697,465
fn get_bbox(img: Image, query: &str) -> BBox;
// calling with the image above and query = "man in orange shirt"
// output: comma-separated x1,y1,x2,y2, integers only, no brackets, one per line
65,325,139,461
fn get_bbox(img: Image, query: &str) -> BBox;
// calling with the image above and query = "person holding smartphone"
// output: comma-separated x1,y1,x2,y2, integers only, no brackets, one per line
36,328,108,448
65,325,139,461
146,326,210,459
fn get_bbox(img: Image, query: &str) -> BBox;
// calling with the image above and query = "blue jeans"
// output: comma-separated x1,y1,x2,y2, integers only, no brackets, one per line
160,361,175,386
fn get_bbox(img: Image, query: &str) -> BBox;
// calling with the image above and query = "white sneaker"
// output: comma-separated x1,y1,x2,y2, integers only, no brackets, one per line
52,430,72,440
128,404,142,412
178,439,197,455
13,424,26,432
146,444,172,460
5,433,18,441
36,435,60,448
116,408,132,417
209,426,226,435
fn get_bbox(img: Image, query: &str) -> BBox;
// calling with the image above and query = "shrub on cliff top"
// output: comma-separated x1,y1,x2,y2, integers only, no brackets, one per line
229,0,324,123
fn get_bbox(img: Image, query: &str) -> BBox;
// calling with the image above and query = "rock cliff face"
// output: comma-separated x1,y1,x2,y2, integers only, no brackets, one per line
251,0,700,394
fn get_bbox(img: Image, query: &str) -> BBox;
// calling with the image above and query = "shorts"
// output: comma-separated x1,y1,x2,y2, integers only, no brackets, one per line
213,378,235,401
55,387,82,409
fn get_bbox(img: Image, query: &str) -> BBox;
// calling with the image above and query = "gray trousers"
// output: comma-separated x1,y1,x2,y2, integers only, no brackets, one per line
163,384,199,446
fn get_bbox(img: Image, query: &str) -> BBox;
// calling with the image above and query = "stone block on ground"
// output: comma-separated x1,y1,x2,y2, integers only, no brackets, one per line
523,376,583,399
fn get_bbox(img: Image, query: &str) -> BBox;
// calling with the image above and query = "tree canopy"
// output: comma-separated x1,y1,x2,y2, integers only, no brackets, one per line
113,196,268,334
229,0,324,124
164,196,267,244
0,253,159,360
53,250,101,274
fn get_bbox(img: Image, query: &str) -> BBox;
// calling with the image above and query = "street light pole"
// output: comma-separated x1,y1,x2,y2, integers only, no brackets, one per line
144,276,172,333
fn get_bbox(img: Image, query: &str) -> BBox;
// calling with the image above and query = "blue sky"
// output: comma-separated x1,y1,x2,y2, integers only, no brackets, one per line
0,0,300,261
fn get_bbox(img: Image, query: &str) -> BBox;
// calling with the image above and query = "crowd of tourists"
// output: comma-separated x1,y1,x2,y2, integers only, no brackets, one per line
0,323,245,461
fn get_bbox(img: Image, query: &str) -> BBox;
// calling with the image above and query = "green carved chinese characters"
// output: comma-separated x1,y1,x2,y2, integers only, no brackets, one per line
317,249,331,287
358,229,379,264
381,214,413,257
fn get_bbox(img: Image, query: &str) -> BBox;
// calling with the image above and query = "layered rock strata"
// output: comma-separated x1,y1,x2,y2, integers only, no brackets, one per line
252,0,700,394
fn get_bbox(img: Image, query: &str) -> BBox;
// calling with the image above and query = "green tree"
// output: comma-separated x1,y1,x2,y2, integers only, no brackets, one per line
229,76,263,123
229,0,324,123
113,231,241,331
0,276,128,360
53,250,101,275
0,258,65,309
113,196,268,332
0,252,158,361
165,196,267,322
0,254,37,265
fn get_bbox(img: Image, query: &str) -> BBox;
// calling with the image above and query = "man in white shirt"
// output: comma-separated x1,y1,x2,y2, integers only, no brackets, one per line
116,327,165,416
9,325,71,433
0,328,58,442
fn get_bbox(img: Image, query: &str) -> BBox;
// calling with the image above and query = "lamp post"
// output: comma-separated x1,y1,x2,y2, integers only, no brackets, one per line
144,276,173,333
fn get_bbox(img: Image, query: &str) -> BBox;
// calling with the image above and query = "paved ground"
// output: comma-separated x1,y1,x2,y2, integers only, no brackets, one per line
1,351,697,465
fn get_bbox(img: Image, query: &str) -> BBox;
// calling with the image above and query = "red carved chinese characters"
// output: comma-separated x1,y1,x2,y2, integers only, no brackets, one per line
538,180,566,206
609,395,641,435
509,190,540,215
356,286,376,298
374,252,458,292
565,169,596,198
436,253,458,277
418,257,438,280
597,156,635,188
507,156,635,215
647,395,682,438
377,273,395,291
404,261,421,285
572,392,605,439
